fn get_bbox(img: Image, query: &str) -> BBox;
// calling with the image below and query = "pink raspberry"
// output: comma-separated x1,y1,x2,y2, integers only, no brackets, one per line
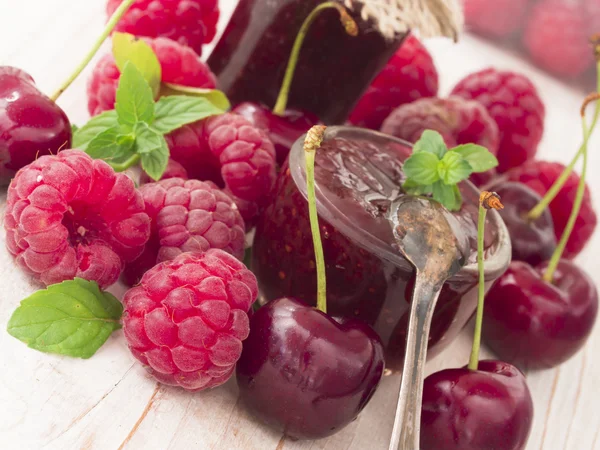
106,0,219,55
139,159,188,185
122,250,257,391
523,1,594,78
463,0,530,38
348,35,439,130
87,36,216,116
4,150,151,288
166,113,277,224
451,68,545,173
504,160,597,258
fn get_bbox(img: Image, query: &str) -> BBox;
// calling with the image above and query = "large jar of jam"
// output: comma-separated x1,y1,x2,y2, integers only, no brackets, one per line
207,0,407,124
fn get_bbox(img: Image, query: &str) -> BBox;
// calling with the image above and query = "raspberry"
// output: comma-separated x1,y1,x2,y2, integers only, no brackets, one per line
139,159,188,185
451,68,545,173
348,35,439,130
166,113,277,223
122,250,257,391
463,0,529,38
380,96,500,153
87,36,216,116
503,160,597,258
106,0,219,55
523,1,594,79
4,150,151,288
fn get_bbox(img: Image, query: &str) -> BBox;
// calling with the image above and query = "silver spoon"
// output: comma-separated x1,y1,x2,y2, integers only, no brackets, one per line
387,196,471,450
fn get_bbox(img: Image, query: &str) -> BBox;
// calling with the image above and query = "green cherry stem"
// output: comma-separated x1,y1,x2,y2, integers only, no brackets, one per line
49,0,136,102
272,2,357,116
468,191,504,371
304,125,328,313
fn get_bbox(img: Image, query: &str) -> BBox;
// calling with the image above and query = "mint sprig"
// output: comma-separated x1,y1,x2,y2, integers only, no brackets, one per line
72,34,228,181
403,130,499,211
7,278,123,359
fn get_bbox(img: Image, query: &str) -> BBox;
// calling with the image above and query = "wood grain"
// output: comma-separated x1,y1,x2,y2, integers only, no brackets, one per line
0,1,599,449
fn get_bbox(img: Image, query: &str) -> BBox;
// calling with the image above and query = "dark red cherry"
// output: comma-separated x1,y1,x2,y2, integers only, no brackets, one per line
0,66,72,185
483,260,598,369
232,102,320,165
421,360,534,450
493,182,557,266
236,297,385,440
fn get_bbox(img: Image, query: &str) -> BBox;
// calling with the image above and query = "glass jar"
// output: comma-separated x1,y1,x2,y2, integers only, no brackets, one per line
251,126,511,371
207,0,406,124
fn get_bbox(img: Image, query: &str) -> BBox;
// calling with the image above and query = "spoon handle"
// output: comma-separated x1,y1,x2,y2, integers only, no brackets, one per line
388,275,442,450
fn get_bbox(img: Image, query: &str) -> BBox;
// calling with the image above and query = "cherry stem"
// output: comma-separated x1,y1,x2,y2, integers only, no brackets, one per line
272,2,357,116
468,191,504,371
49,0,136,102
304,125,329,314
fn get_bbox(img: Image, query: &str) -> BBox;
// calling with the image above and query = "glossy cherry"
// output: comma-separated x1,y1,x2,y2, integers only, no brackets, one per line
0,66,71,185
236,297,385,440
483,260,598,369
232,102,319,165
493,182,557,266
421,360,534,450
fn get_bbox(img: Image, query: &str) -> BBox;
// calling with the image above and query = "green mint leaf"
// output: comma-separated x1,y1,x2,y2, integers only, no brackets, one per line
115,62,155,130
152,95,226,134
432,181,462,211
71,124,79,134
413,130,448,159
451,144,499,173
402,151,441,185
6,278,123,359
72,110,119,150
438,151,473,185
135,122,169,180
112,32,161,98
86,127,135,161
161,83,231,111
402,178,433,196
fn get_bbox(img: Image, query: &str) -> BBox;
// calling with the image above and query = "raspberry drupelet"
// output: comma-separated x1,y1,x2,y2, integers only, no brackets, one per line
463,0,529,38
451,68,545,173
4,150,151,288
106,0,219,55
87,36,216,116
122,250,257,391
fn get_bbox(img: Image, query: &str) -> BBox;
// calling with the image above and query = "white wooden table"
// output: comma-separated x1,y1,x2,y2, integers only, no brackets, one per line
1,1,599,449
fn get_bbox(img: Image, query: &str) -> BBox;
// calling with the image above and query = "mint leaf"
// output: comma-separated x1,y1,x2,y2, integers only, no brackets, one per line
438,151,472,185
403,178,433,196
6,278,122,359
161,83,231,111
413,130,448,159
451,144,499,173
402,151,440,185
152,96,225,134
112,32,161,98
115,62,155,130
86,127,135,161
73,110,119,150
432,181,462,211
71,124,79,134
135,122,169,180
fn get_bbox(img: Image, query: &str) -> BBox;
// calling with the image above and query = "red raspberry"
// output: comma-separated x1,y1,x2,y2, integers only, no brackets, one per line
139,159,188,185
504,160,597,258
122,250,257,391
348,35,439,130
523,1,594,79
463,0,530,38
451,68,545,173
585,0,600,33
4,150,151,288
166,113,277,223
106,0,219,55
87,37,216,116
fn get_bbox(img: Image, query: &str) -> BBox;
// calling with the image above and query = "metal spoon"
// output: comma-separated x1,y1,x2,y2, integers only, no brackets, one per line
387,196,471,450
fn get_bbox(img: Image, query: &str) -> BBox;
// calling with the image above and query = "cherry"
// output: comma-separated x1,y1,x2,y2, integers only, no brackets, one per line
236,297,385,439
421,360,534,450
0,67,71,184
493,182,556,266
232,102,319,165
483,260,598,369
